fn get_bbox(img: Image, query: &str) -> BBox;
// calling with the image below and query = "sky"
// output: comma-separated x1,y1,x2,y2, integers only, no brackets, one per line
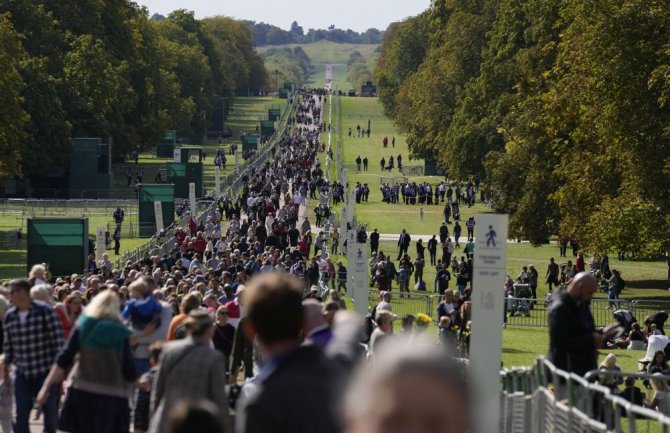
135,0,431,33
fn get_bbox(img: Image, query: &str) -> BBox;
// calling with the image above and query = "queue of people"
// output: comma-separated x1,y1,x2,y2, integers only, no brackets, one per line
0,90,470,433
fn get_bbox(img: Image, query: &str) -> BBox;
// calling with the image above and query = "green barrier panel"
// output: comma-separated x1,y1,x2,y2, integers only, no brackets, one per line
260,120,275,137
138,184,175,237
268,109,281,121
242,135,259,152
167,163,187,199
27,218,89,278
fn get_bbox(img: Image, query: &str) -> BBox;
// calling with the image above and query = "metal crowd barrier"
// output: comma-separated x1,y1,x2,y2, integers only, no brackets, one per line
501,357,670,433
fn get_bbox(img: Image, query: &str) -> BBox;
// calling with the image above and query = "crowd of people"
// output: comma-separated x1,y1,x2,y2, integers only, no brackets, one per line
0,90,470,433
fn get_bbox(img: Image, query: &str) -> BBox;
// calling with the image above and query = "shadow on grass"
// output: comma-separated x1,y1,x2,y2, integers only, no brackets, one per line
502,347,532,354
625,280,668,290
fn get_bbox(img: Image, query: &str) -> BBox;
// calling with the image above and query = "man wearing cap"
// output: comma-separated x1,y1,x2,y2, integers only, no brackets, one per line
148,311,229,433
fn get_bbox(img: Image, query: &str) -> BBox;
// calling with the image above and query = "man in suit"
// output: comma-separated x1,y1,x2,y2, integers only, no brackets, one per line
148,311,230,433
397,229,411,260
235,273,341,433
370,228,380,254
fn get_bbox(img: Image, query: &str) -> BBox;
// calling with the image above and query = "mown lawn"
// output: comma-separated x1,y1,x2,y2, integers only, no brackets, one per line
320,92,670,375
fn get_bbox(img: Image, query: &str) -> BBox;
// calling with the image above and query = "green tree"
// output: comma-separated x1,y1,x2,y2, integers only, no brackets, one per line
0,14,28,184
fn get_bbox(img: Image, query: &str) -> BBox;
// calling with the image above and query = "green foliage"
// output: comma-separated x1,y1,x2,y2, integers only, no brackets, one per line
262,47,312,88
346,52,373,91
245,21,383,46
375,0,670,255
0,14,28,184
0,2,266,181
374,11,430,118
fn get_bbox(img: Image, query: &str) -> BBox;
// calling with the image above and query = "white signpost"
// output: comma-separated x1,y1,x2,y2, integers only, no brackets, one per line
95,227,105,259
214,166,221,200
345,229,368,315
173,148,181,163
470,214,508,433
189,182,196,217
154,201,164,233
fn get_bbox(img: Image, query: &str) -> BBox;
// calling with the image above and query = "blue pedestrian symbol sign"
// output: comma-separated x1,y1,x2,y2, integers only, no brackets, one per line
486,225,497,247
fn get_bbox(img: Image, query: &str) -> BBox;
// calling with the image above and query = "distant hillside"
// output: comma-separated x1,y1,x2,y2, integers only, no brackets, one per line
246,21,383,46
258,41,380,90
258,41,379,66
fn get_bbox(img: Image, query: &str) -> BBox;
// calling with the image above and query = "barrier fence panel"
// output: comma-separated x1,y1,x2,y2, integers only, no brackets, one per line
500,357,670,433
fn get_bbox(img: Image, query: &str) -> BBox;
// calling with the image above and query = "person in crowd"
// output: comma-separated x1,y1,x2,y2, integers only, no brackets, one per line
167,293,201,341
123,277,164,332
548,272,613,376
619,377,645,410
370,311,396,353
648,374,670,415
212,306,235,362
397,229,411,261
136,342,163,433
129,277,172,376
370,229,380,255
343,342,469,433
148,310,229,433
545,257,560,292
597,353,623,391
36,290,138,433
647,351,670,375
303,299,332,348
235,273,341,433
4,278,64,433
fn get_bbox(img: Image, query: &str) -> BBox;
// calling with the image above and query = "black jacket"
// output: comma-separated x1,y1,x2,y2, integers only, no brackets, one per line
236,345,341,433
369,231,380,245
548,291,597,376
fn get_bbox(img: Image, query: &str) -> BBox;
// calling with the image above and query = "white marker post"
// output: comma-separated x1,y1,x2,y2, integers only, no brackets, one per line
214,166,221,200
470,214,508,433
189,182,196,217
173,148,181,163
154,201,164,233
95,227,105,259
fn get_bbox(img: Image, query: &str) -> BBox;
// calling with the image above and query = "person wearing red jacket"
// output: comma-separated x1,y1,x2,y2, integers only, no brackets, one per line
194,233,207,255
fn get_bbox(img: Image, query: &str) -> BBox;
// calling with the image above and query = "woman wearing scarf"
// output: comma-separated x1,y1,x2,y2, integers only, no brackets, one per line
36,290,138,433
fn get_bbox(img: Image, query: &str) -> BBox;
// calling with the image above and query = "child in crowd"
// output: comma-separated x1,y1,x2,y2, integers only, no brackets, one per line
134,342,163,433
438,316,455,346
122,281,163,331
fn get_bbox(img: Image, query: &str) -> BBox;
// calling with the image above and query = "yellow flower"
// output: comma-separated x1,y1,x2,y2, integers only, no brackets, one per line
416,313,432,328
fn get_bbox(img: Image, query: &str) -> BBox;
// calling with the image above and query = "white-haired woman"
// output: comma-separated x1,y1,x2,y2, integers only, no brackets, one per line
649,374,670,415
28,264,47,287
597,353,623,391
36,290,138,433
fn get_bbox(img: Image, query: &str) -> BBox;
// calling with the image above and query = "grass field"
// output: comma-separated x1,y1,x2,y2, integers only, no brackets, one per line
313,75,670,373
111,96,288,196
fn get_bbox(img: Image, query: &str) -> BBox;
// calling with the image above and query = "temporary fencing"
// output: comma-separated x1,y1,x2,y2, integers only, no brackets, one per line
501,357,670,433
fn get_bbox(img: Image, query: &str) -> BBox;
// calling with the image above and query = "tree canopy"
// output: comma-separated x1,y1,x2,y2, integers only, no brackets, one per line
376,0,670,256
0,2,268,180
